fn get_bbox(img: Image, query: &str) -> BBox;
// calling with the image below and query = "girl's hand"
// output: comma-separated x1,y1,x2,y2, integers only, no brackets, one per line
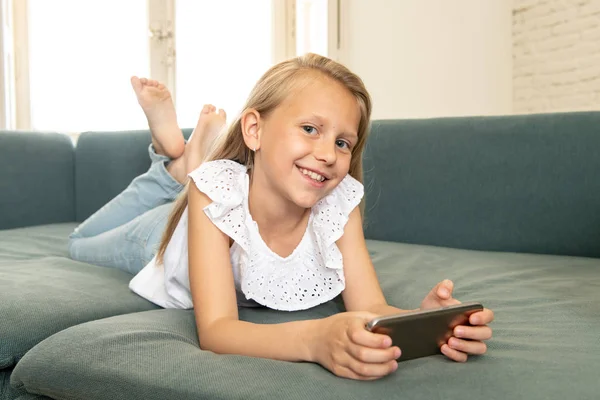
309,312,401,380
420,279,494,362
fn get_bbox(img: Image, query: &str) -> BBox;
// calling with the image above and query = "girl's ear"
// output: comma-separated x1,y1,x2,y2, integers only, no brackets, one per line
240,109,261,151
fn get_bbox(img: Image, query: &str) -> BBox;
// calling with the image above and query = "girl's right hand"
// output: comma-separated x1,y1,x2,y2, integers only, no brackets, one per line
308,312,401,380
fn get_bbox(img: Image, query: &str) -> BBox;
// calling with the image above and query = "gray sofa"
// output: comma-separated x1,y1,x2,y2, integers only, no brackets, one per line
1,112,599,400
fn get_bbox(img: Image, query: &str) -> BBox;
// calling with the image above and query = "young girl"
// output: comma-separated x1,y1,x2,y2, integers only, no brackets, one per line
69,53,494,381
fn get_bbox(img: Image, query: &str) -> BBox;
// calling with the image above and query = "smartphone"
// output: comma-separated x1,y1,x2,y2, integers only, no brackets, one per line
366,302,483,362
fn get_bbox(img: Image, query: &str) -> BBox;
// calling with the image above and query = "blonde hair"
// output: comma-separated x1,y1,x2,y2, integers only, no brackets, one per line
156,53,372,264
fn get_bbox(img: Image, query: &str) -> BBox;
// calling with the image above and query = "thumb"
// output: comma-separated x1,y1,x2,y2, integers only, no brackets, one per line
435,279,454,300
350,311,381,326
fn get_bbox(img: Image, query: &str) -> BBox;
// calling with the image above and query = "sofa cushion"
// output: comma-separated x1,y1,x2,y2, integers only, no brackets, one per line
12,241,600,400
363,112,600,258
0,224,159,370
74,128,193,222
0,131,75,230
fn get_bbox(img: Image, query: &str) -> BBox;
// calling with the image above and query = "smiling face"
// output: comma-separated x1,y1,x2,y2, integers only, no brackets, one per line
248,73,361,210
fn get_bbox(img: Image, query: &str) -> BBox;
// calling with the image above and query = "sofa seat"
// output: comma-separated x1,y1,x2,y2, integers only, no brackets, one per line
5,225,599,400
0,224,160,399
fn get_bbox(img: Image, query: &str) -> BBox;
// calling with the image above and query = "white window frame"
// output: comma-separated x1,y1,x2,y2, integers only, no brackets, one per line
4,0,338,131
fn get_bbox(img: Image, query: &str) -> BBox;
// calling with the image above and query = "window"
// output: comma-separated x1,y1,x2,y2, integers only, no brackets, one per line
1,0,337,132
174,0,273,128
27,0,149,132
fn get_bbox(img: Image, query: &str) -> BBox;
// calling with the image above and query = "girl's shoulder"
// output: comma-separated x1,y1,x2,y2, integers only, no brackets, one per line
187,159,248,207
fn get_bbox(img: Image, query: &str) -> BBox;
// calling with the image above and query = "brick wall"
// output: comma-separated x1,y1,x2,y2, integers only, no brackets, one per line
513,0,600,113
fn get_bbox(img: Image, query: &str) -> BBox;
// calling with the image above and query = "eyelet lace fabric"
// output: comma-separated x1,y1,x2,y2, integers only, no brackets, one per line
188,159,365,311
128,159,365,311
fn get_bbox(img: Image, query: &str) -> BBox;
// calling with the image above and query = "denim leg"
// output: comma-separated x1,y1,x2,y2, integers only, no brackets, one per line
70,144,183,239
68,203,173,274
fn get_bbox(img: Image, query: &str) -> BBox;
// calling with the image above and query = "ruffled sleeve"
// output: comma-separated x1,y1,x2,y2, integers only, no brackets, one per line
311,174,365,271
188,160,251,251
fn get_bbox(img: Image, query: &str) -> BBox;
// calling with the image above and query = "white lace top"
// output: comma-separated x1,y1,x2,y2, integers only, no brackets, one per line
129,159,364,311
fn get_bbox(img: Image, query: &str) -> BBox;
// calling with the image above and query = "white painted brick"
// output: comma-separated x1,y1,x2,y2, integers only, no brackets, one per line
514,0,545,11
534,32,580,51
517,4,553,21
581,25,600,40
551,72,581,84
533,58,579,74
513,0,600,113
532,74,554,87
552,15,599,35
578,1,600,15
577,64,600,81
586,78,600,90
551,92,595,108
548,42,597,61
530,9,576,29
514,63,537,77
578,53,600,68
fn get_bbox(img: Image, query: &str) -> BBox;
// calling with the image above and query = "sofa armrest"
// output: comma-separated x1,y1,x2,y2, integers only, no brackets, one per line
0,131,75,230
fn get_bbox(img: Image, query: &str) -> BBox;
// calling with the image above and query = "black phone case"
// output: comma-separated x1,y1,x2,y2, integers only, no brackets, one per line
367,302,483,362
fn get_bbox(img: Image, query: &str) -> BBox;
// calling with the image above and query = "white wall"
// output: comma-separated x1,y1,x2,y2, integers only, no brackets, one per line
513,0,600,113
338,0,513,120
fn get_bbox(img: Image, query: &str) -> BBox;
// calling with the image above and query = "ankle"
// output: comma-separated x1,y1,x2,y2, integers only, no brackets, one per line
166,156,188,184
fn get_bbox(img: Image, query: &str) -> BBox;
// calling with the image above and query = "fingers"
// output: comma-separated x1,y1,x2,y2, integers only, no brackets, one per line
436,279,454,299
346,341,400,363
454,325,492,341
349,317,392,349
332,352,398,380
447,337,487,355
441,343,468,362
470,308,495,325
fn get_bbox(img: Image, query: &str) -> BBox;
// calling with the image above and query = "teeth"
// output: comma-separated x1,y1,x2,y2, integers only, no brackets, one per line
299,167,325,182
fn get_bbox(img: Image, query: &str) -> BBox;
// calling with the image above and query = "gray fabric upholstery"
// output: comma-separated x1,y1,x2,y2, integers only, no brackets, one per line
75,129,192,222
2,114,600,399
11,240,600,400
0,224,159,371
0,132,74,230
0,369,24,400
363,112,600,257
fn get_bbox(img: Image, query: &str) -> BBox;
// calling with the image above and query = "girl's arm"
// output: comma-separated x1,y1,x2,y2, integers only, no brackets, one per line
188,182,316,362
336,207,415,316
337,206,494,363
188,185,400,379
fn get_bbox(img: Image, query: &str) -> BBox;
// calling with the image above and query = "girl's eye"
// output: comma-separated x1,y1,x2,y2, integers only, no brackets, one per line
336,139,350,150
302,126,317,135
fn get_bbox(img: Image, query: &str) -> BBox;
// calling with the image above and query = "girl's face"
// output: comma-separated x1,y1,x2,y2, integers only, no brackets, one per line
254,76,361,209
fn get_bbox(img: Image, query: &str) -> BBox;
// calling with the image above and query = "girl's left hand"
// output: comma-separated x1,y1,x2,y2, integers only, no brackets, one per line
420,279,494,362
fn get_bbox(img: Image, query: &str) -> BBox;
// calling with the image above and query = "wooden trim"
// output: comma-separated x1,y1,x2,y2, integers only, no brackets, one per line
272,0,296,63
12,0,30,130
147,0,176,102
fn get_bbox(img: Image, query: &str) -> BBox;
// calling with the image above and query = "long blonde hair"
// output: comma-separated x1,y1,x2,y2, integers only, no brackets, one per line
156,53,372,264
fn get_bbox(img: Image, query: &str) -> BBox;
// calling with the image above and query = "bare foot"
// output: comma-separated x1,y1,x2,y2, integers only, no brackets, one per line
166,104,226,184
131,76,185,159
184,104,227,174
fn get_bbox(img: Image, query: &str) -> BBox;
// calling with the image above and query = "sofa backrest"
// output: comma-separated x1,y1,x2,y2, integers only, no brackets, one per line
362,111,600,258
74,129,193,222
0,131,75,230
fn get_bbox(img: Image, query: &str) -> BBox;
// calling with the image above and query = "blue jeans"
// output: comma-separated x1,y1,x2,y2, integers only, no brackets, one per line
68,145,184,275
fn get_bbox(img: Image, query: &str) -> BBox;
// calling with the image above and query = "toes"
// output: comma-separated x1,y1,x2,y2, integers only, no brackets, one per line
209,105,216,113
158,83,165,90
130,76,142,91
139,77,148,85
148,79,159,87
201,104,211,114
218,108,227,120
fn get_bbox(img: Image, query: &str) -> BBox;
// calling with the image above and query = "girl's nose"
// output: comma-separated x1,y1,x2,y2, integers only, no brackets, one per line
313,139,337,164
